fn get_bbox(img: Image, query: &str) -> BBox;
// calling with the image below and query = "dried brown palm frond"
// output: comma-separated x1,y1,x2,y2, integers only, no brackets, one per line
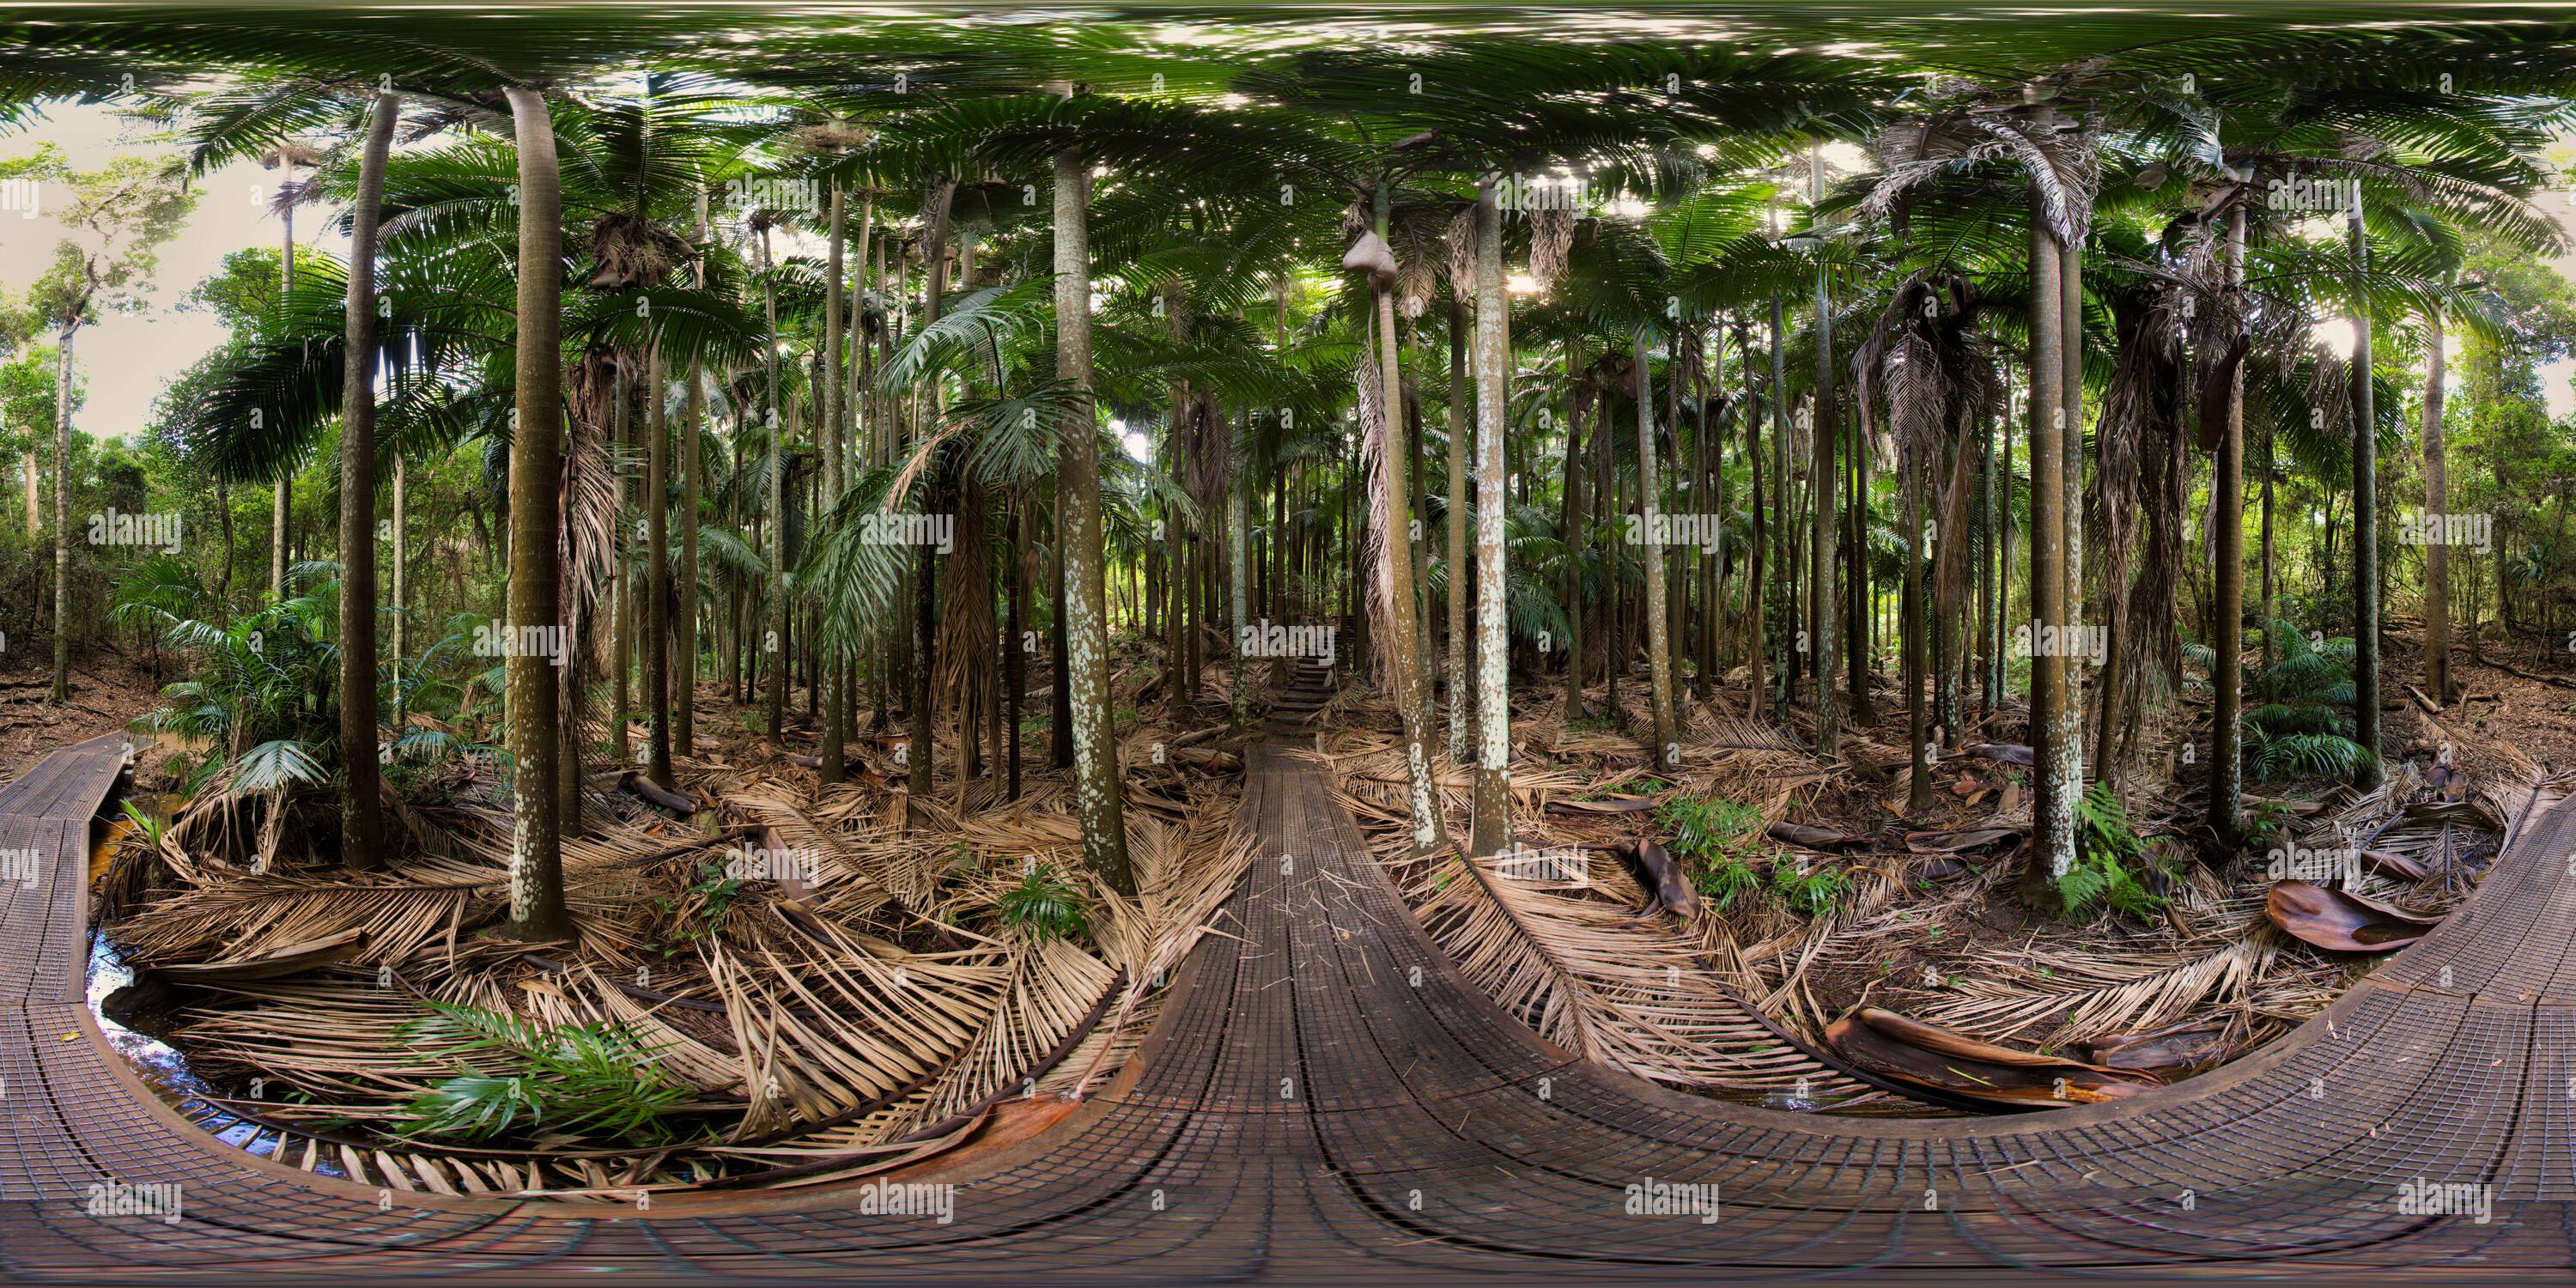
708,937,1012,1139
117,873,498,970
1912,928,2275,1046
1403,849,1871,1097
872,933,1117,1139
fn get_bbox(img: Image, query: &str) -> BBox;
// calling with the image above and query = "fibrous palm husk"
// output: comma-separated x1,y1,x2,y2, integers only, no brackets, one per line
1826,1006,2158,1109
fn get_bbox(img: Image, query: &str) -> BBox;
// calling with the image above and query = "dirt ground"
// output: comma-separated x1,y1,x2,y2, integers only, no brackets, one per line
0,644,167,774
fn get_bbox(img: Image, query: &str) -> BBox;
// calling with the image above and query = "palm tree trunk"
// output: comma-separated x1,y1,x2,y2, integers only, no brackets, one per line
645,343,672,785
1808,197,1840,756
2423,307,2451,703
501,83,570,941
757,225,787,747
2348,199,2381,787
1633,327,1679,774
1771,296,1791,720
1904,437,1930,815
1743,320,1768,720
1370,205,1444,858
1560,341,1588,722
1470,183,1511,855
2028,191,2075,887
337,89,398,867
1447,297,1472,764
2208,203,2249,848
1051,98,1135,892
1229,474,1249,728
675,189,706,758
609,364,631,772
820,182,848,784
273,190,293,605
50,323,75,705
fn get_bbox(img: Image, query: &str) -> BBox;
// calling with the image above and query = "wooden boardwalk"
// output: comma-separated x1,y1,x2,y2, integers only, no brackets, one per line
7,723,2576,1280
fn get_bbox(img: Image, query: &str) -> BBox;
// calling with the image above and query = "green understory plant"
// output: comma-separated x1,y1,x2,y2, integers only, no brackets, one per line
392,1002,687,1145
2061,781,2172,919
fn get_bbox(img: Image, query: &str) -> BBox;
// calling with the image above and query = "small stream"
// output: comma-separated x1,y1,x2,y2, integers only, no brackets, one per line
83,792,298,1163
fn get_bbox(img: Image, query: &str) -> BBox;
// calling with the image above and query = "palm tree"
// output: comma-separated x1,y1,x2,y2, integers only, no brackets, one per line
1051,86,1136,894
336,88,398,866
501,82,571,942
1468,179,1511,855
2422,303,2451,704
2346,194,2381,788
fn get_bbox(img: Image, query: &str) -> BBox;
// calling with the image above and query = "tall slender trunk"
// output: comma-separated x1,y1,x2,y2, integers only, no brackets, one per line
1771,295,1791,720
1560,340,1588,722
1447,297,1472,764
1634,327,1679,773
337,90,398,866
1807,171,1840,756
49,324,76,704
2058,209,2086,805
20,450,34,541
609,364,631,773
758,225,788,746
1743,320,1767,720
2028,189,2075,886
644,342,673,785
501,84,570,941
1051,94,1135,891
2208,204,2248,848
273,181,294,603
1230,473,1249,728
1008,504,1026,798
1371,201,1444,858
1469,183,1511,854
2422,307,2451,703
1978,389,1997,716
675,188,705,758
1904,437,1931,814
2348,199,2381,787
819,182,848,784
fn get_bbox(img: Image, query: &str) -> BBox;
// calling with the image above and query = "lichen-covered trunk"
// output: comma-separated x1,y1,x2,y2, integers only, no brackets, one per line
501,84,570,941
759,227,787,748
2028,198,2076,887
1743,322,1767,720
1903,438,1931,817
2348,202,2382,788
819,183,847,784
1447,297,1473,766
1633,328,1679,775
676,188,706,758
1559,341,1588,723
337,90,398,866
1374,264,1445,857
1229,476,1249,728
2209,205,2248,848
1470,185,1511,855
1771,295,1792,720
2423,309,2451,704
50,325,74,705
1052,112,1134,892
646,343,673,786
1808,260,1840,756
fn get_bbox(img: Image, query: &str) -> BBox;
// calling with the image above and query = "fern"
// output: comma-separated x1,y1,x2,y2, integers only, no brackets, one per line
996,863,1090,941
1692,856,1765,911
393,1002,686,1145
2061,781,2169,920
